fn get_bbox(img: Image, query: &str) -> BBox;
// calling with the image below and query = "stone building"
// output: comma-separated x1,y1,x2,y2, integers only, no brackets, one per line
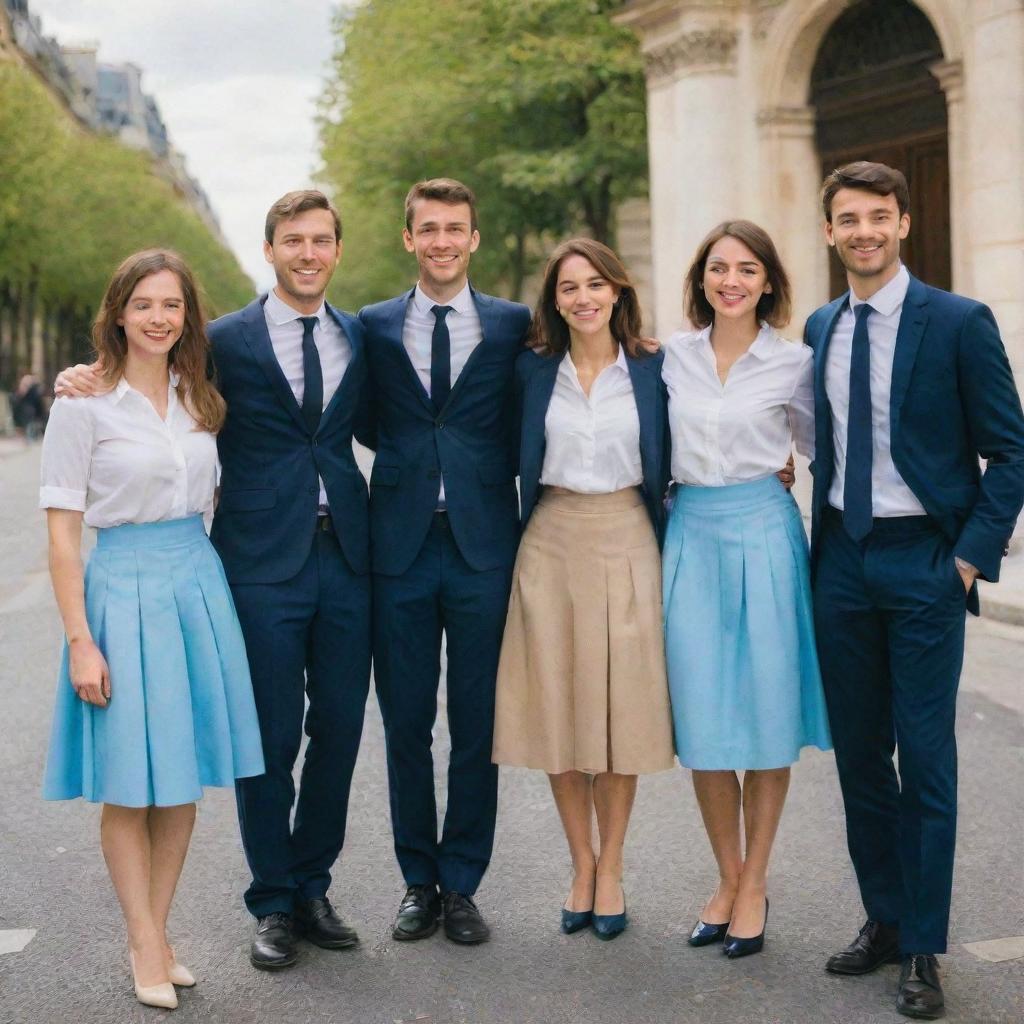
617,0,1024,373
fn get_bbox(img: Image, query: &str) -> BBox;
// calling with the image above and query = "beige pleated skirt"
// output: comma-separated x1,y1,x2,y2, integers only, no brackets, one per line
492,487,675,775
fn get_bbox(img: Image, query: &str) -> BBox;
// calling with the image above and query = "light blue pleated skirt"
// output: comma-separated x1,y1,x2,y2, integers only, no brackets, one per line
662,476,832,770
43,516,265,807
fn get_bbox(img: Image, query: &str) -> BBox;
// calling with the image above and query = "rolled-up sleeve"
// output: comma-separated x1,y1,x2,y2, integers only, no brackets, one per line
39,397,93,511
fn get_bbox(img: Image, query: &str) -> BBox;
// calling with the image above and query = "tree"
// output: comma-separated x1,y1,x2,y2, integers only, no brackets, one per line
318,0,647,309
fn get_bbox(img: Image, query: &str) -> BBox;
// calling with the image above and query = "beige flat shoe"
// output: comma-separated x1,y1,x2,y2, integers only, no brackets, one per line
129,950,178,1010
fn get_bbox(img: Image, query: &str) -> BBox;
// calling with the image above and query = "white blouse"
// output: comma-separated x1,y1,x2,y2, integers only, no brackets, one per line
540,347,643,493
663,324,814,486
39,374,218,529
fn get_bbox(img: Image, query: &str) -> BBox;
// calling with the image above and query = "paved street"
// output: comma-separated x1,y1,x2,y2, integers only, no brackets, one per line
1,441,1022,1024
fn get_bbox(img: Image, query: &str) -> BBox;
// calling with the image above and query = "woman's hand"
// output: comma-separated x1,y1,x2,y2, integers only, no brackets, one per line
69,637,110,706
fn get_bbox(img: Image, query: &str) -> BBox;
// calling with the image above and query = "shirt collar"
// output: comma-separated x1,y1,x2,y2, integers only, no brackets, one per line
849,263,909,317
112,370,181,404
413,281,473,318
685,322,776,359
265,287,327,327
559,343,630,377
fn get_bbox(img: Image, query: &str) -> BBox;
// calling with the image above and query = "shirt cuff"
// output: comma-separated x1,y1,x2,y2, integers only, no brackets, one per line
39,486,86,511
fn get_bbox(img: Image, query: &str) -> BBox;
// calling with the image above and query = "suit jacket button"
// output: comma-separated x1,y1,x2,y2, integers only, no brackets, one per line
436,420,445,429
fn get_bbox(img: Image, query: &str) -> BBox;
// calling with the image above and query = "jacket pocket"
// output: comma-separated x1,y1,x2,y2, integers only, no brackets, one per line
217,488,277,512
370,464,399,487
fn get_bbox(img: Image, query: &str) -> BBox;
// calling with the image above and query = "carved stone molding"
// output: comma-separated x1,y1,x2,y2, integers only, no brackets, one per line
756,104,816,134
929,58,964,105
644,27,739,83
752,0,788,41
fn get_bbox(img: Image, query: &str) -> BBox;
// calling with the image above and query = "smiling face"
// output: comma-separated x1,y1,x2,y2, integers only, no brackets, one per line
403,199,480,302
825,187,910,296
555,254,619,340
702,235,770,328
264,207,342,313
116,269,186,363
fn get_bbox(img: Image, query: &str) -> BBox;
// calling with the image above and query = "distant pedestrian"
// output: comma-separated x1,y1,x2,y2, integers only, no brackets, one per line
808,162,1024,1020
40,250,264,1010
12,369,44,440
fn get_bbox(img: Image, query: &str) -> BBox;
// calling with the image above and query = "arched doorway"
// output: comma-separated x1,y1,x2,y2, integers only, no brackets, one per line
810,0,950,297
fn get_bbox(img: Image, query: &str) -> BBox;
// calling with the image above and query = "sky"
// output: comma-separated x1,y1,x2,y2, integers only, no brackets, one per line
31,0,349,290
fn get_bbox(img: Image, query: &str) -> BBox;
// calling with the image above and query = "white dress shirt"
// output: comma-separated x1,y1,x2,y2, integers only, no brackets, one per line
824,263,926,516
264,288,351,508
663,323,814,486
39,374,218,529
540,346,643,493
402,281,483,504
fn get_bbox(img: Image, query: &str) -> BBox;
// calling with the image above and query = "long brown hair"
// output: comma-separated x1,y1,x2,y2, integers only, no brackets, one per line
683,220,792,329
93,249,226,432
529,238,648,358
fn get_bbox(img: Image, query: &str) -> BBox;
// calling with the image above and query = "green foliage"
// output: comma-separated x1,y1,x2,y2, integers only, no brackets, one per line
0,62,251,321
318,0,647,309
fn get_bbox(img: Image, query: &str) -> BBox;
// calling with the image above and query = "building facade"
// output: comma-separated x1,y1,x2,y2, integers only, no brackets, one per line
617,0,1024,374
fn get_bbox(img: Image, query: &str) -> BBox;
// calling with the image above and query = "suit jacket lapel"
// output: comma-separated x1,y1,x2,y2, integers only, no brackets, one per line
889,276,930,416
319,303,361,427
388,290,435,415
241,297,308,434
438,286,495,415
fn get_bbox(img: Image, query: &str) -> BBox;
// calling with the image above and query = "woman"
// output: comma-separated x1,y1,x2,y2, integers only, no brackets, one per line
40,250,265,1008
661,221,832,957
492,238,675,940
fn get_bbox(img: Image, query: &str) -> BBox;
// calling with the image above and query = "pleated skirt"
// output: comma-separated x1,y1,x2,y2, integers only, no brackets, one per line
43,516,265,807
662,476,832,770
492,487,675,775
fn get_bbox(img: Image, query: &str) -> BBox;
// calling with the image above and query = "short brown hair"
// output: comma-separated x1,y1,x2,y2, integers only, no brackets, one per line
684,220,792,329
530,238,648,358
821,161,910,222
265,189,342,245
404,178,478,233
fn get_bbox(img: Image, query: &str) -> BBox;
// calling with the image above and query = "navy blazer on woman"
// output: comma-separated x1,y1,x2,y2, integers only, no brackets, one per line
516,345,671,540
359,287,532,576
805,274,1024,612
208,296,372,584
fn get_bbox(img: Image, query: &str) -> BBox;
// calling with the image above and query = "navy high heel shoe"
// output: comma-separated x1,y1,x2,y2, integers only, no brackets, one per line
560,906,593,934
688,919,729,947
592,888,628,941
723,897,769,958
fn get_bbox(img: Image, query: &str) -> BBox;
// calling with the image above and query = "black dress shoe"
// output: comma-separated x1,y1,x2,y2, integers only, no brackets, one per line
295,896,359,949
826,919,901,975
723,897,768,959
392,884,441,941
250,912,298,970
442,892,490,944
688,919,729,947
896,954,944,1020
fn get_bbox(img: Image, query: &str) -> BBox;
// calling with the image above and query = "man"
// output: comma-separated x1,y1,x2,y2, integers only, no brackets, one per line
805,162,1024,1020
359,178,531,944
58,190,373,971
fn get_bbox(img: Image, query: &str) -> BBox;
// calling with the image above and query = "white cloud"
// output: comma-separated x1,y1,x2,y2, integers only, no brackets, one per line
30,0,348,289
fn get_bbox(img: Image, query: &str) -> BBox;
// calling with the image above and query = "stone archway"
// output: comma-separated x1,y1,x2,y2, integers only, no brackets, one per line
755,0,965,319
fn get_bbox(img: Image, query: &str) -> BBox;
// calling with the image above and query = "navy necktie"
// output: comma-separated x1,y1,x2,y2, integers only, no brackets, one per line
430,305,453,411
843,303,874,541
299,315,323,435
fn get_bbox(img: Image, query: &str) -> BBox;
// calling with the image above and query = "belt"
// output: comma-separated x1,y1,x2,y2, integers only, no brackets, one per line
317,511,333,533
824,504,933,535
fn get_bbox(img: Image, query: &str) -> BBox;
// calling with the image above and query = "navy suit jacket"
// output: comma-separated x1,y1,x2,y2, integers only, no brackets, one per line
358,287,532,576
516,346,671,541
208,296,371,583
805,275,1024,613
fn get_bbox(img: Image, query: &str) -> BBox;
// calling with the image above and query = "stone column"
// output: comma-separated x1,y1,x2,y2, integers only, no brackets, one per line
930,60,968,297
961,0,1024,374
639,26,743,338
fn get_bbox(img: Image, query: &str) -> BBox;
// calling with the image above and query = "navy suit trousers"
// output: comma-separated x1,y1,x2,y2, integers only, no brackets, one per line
373,514,512,896
813,509,966,953
231,527,371,917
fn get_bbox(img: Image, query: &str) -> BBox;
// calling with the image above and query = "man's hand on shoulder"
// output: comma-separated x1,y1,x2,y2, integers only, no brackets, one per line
54,362,108,399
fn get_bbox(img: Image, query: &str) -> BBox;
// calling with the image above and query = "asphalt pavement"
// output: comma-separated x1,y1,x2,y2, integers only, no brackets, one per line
1,441,1022,1024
